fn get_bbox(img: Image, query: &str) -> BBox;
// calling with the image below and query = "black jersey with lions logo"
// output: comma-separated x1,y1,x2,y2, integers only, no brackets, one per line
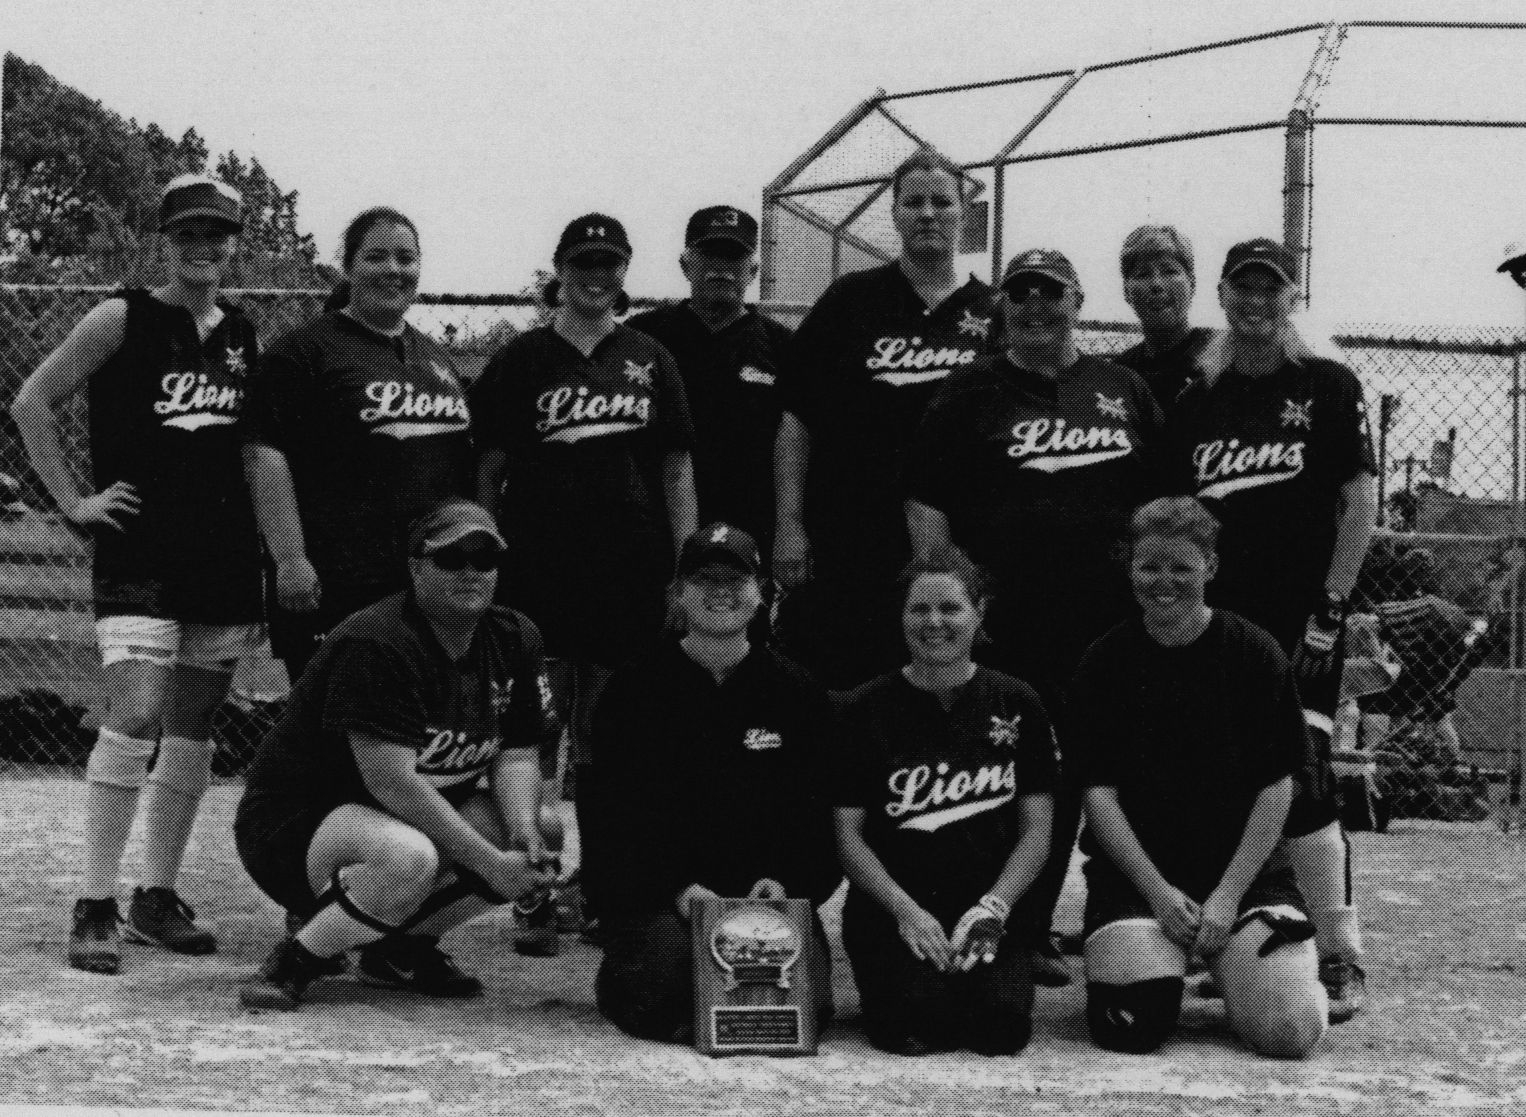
86,289,262,599
778,263,998,574
244,312,473,593
1165,357,1375,648
834,667,1056,926
907,353,1163,676
470,324,694,662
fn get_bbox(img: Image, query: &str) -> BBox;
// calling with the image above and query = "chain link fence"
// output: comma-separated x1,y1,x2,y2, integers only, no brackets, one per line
3,285,1524,831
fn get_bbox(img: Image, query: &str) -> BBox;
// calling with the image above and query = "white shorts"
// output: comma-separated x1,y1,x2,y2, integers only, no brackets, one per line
96,615,261,671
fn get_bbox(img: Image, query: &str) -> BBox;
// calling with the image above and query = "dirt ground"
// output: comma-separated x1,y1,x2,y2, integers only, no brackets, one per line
1,772,1523,1117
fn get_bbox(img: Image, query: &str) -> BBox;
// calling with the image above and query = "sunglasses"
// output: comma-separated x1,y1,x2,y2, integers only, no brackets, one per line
424,547,502,572
1003,276,1069,301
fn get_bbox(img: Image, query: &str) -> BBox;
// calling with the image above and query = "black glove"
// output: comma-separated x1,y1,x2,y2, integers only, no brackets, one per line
1291,592,1348,694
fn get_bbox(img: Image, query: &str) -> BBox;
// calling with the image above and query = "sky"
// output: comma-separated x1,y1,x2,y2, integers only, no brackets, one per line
7,0,1526,329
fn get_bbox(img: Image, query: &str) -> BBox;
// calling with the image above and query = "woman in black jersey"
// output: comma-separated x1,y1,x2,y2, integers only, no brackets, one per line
1075,497,1327,1059
243,207,473,684
774,149,998,690
12,175,263,974
1165,239,1379,1023
833,547,1055,1056
471,214,698,936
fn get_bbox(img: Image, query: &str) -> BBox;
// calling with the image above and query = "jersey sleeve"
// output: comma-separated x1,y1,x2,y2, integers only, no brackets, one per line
497,612,560,749
242,329,317,452
649,340,696,453
321,637,429,746
1319,362,1378,483
1069,637,1130,789
466,346,511,454
1009,680,1060,795
776,280,845,429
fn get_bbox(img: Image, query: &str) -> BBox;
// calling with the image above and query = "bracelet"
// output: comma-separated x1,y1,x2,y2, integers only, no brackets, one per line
977,894,1011,924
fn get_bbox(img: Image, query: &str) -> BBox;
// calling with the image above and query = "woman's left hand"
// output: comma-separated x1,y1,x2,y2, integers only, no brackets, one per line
1194,888,1241,958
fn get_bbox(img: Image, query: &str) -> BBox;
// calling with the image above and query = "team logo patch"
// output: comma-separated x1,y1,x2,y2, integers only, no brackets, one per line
1281,399,1313,430
224,345,247,378
1095,393,1129,421
710,525,730,543
743,728,783,751
988,714,1021,748
738,365,775,386
886,759,1018,831
489,679,514,715
623,360,654,388
958,310,991,339
537,673,555,715
587,223,607,238
1007,418,1133,471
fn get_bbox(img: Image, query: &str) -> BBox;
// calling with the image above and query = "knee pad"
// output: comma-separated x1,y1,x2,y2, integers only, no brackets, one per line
1231,906,1316,958
1087,977,1184,1055
85,728,158,789
145,735,215,799
965,1012,1033,1057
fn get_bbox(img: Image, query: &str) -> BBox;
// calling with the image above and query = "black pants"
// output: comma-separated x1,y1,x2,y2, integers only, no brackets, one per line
597,905,833,1044
842,895,1035,1054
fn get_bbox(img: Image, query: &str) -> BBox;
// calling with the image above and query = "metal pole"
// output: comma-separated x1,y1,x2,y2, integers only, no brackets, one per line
1283,107,1313,305
1512,346,1525,829
991,163,1005,287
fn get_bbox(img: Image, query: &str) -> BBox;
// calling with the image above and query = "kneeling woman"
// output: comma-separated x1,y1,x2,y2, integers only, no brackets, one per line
834,548,1056,1056
236,501,558,1009
590,523,839,1043
1074,496,1327,1058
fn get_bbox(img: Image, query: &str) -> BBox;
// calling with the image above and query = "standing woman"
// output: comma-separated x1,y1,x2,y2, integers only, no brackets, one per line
834,547,1056,1056
243,207,473,684
1165,239,1379,1022
774,148,998,690
471,215,697,931
11,175,263,973
1074,497,1327,1058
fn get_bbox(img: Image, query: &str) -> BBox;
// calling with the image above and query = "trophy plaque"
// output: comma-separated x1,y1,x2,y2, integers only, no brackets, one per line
691,896,820,1056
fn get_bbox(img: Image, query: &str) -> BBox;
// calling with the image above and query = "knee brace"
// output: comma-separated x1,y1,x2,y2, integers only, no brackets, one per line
311,869,407,937
1086,977,1184,1055
395,864,514,934
1232,907,1316,958
144,735,215,799
85,728,158,789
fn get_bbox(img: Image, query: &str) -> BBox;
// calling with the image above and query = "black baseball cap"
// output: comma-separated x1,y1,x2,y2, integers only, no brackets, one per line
159,174,242,233
408,500,507,557
556,213,632,264
1221,238,1297,285
677,523,761,578
685,206,758,253
1001,248,1081,292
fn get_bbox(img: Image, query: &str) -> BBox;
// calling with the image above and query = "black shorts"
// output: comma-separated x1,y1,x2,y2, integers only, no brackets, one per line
1082,859,1304,937
234,795,331,916
95,563,263,626
1284,786,1341,837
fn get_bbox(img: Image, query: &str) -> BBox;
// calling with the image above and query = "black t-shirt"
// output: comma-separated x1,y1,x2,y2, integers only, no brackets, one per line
1164,357,1376,648
1072,610,1308,901
625,302,789,548
240,594,558,821
907,353,1164,678
1114,325,1214,412
242,312,473,594
778,263,998,575
85,289,262,586
588,640,839,916
833,667,1058,925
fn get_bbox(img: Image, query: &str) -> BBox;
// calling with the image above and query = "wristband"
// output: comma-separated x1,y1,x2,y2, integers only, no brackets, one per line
977,894,1011,924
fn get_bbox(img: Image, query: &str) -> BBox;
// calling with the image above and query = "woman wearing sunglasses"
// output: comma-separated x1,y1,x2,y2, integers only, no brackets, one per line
905,248,1163,987
236,500,560,1010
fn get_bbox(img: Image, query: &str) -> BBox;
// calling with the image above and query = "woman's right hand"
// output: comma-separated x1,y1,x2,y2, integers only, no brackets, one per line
1147,883,1202,951
895,900,954,972
275,554,321,613
772,521,812,589
65,481,139,533
485,848,550,904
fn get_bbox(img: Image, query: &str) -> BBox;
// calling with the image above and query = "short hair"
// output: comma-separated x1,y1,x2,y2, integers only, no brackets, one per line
890,148,972,205
341,207,419,272
897,544,995,610
1126,497,1220,561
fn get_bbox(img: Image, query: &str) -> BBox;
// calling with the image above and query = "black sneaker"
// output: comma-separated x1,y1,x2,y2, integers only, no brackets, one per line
69,897,122,974
125,887,216,955
513,893,560,957
1321,956,1367,1023
240,936,333,1011
356,934,484,997
1030,935,1072,988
